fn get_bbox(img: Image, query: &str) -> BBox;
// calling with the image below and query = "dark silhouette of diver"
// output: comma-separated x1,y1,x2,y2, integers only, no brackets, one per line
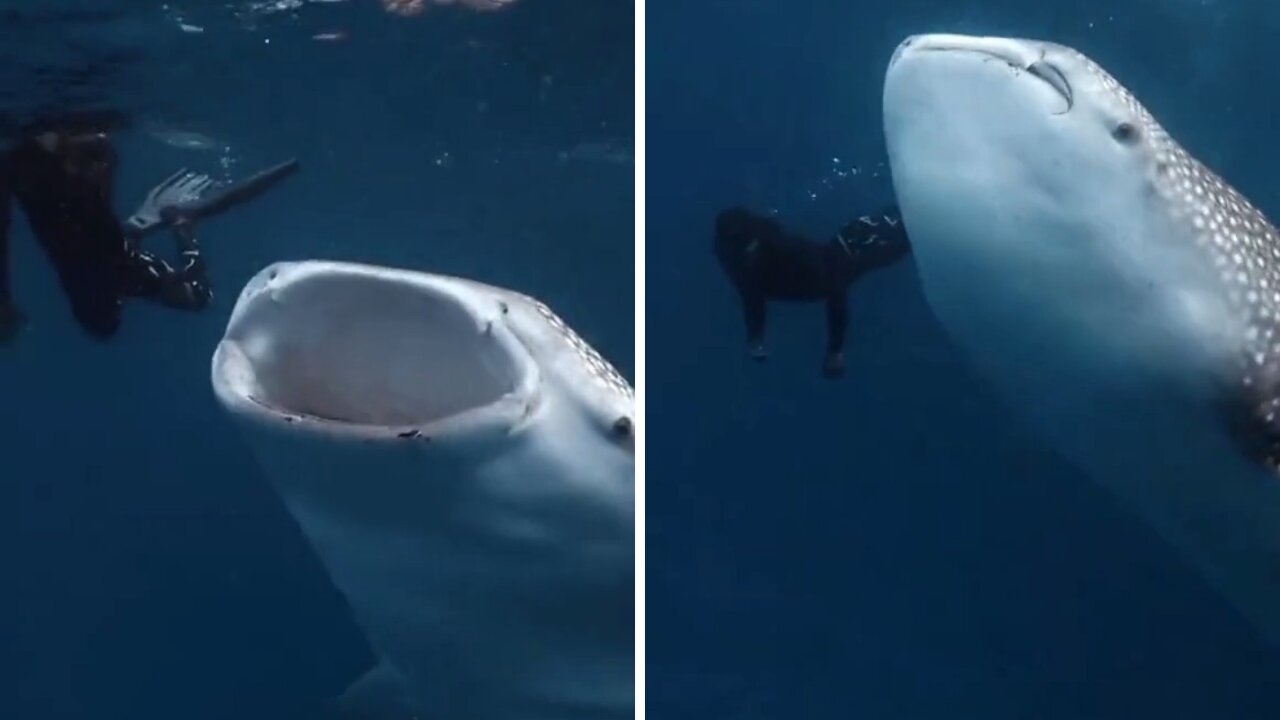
0,117,298,343
714,205,911,378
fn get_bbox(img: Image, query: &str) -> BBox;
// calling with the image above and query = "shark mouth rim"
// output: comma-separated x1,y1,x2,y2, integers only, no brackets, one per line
894,35,1074,115
211,261,540,440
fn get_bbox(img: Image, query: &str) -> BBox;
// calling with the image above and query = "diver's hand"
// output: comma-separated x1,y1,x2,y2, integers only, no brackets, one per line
124,169,214,238
0,301,27,345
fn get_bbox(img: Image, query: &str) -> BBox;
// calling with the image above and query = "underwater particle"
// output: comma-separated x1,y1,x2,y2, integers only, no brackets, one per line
382,0,425,14
247,0,302,13
145,124,224,152
382,0,517,15
455,0,518,9
560,140,632,166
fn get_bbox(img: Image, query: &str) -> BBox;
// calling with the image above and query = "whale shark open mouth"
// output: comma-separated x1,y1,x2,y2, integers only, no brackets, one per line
212,263,529,429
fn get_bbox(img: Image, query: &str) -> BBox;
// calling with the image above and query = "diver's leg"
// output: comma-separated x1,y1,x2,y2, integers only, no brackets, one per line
822,290,848,378
44,255,124,339
716,231,770,361
66,287,123,339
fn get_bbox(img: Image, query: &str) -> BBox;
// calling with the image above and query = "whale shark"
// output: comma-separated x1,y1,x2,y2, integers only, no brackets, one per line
209,260,634,719
883,33,1280,646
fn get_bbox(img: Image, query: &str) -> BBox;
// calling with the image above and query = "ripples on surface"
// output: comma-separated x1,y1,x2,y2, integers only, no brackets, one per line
0,0,632,173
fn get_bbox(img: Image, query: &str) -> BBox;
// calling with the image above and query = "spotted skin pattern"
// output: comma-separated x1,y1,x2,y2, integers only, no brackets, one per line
522,294,635,401
1054,43,1280,468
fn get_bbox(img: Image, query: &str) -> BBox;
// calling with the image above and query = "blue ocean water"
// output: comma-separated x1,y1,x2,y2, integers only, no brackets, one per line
0,2,631,718
650,1,1280,718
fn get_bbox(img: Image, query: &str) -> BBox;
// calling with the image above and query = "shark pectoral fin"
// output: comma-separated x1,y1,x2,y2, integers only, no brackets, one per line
322,663,413,720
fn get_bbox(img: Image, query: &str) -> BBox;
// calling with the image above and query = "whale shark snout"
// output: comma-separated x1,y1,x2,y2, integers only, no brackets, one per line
891,34,1044,70
889,34,1074,112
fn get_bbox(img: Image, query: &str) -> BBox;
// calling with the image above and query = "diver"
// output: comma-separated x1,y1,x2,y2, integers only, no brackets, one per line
713,204,912,378
0,118,299,343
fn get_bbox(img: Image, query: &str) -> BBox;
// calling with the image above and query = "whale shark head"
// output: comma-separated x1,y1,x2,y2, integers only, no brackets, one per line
211,260,634,719
882,34,1280,454
212,260,634,454
883,33,1280,647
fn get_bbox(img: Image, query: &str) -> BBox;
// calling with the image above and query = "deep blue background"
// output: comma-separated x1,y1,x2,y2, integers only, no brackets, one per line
0,1,632,718
650,1,1280,718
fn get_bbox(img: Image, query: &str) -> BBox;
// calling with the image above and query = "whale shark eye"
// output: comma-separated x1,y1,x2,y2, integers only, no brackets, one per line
1112,122,1138,144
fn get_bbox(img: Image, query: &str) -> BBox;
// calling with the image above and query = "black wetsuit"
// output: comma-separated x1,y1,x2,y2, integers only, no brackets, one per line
713,205,911,375
0,136,211,339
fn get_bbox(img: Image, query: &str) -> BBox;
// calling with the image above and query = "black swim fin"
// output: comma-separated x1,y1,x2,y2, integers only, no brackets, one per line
162,158,299,225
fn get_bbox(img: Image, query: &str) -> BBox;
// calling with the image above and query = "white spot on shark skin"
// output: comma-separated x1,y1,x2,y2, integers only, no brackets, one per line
210,260,634,719
884,33,1280,647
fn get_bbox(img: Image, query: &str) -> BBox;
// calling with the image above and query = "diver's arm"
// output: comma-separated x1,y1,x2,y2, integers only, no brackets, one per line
117,221,212,311
159,223,211,309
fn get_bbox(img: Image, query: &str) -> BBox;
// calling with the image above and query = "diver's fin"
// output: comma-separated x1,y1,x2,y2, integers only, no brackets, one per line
319,663,413,720
165,158,299,224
